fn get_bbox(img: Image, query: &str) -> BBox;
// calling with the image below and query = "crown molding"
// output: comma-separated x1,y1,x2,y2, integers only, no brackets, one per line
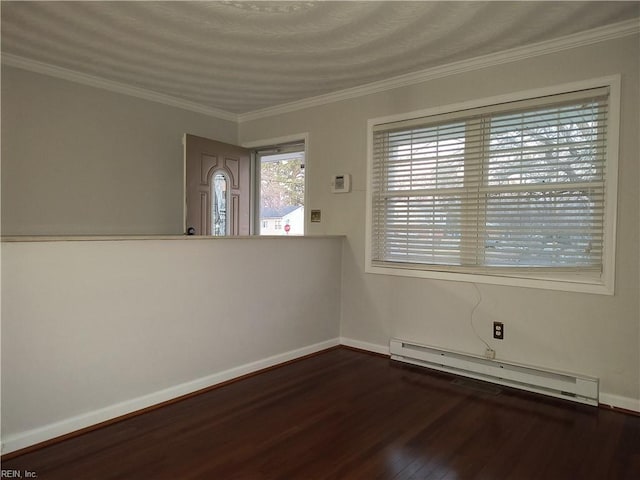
2,19,637,125
0,53,239,122
237,18,640,123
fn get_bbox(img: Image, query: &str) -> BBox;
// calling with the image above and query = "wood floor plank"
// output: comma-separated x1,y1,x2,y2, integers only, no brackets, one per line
3,348,640,479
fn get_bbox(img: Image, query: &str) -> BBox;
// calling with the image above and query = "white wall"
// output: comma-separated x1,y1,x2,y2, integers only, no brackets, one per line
0,236,343,452
239,35,640,410
1,66,237,235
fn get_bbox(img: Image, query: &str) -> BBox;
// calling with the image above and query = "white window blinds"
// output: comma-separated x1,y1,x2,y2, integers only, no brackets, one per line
371,87,609,274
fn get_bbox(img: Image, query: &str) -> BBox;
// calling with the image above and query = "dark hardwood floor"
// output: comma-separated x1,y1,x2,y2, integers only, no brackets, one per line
3,347,640,479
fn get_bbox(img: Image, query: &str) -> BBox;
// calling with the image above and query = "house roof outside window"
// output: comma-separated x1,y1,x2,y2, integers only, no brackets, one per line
261,206,302,220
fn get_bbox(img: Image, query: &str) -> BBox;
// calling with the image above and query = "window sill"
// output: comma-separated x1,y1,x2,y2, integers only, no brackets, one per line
365,264,613,295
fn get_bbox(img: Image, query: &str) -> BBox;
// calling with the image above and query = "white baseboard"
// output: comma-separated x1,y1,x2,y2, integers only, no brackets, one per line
340,337,389,356
1,338,340,455
599,392,640,413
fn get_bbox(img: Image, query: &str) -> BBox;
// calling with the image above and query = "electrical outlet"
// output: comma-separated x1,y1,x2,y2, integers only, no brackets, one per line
493,321,504,340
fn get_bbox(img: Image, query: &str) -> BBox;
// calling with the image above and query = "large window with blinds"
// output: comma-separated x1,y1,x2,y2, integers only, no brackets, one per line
366,79,619,293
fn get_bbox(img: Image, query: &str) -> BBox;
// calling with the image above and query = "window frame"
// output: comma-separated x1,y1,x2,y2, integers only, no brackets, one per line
365,76,620,295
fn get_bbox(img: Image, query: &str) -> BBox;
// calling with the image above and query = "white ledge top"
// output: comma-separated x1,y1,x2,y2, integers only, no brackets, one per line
1,235,345,243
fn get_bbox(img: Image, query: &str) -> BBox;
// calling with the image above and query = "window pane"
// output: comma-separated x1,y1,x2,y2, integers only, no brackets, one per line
384,123,466,191
375,195,462,265
258,148,305,235
484,190,603,267
212,173,228,236
488,102,605,186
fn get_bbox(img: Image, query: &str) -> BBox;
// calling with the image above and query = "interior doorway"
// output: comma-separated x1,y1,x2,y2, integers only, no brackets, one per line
255,142,305,235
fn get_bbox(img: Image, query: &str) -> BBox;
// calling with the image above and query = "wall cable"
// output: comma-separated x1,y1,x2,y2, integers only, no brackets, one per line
470,283,491,351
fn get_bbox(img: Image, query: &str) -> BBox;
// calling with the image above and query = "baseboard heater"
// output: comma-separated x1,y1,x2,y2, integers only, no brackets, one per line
390,338,599,406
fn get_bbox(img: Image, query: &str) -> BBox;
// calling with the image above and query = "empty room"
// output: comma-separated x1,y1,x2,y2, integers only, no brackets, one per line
1,2,639,479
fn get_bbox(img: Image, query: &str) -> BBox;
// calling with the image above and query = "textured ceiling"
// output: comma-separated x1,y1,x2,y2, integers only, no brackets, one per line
1,1,639,116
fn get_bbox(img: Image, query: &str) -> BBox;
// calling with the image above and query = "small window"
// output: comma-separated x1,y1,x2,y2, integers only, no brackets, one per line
211,171,229,236
367,79,619,294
